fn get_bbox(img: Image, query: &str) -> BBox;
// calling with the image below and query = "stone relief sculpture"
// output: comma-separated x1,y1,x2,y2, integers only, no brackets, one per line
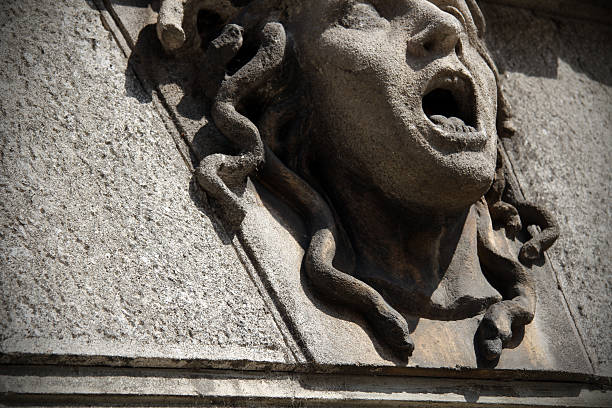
156,0,559,361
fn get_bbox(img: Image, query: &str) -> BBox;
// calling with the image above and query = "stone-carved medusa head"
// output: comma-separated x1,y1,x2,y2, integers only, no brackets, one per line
157,0,559,361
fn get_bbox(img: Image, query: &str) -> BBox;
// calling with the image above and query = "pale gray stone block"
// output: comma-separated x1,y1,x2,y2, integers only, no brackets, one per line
0,0,291,365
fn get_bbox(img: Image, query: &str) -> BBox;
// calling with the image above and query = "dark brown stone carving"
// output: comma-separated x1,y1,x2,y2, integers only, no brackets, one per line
156,0,559,361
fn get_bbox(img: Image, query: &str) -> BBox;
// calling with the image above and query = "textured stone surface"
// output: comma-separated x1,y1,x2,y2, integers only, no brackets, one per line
0,0,290,364
0,0,608,385
483,4,612,376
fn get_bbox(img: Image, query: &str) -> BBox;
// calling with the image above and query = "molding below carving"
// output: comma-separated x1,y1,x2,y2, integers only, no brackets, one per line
2,365,611,407
480,0,612,24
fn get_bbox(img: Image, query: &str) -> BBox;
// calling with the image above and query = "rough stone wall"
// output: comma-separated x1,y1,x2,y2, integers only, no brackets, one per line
482,3,612,376
0,0,291,364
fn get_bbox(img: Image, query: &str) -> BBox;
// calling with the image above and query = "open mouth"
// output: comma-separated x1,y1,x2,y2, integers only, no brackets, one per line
422,72,478,133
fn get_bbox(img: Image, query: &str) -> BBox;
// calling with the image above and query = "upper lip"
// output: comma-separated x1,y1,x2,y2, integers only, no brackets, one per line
421,68,478,131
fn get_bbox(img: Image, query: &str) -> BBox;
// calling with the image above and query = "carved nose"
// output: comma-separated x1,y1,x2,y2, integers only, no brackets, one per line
407,12,462,57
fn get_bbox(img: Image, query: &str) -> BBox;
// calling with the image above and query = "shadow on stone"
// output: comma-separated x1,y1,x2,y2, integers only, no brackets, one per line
482,4,612,86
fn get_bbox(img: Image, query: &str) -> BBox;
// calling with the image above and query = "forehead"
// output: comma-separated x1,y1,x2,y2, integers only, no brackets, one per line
306,0,472,11
289,0,482,41
295,0,476,21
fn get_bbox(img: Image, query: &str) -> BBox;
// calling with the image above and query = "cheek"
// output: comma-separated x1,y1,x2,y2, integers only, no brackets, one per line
302,27,407,125
307,26,412,121
314,27,396,75
474,57,498,112
482,68,498,113
463,48,498,126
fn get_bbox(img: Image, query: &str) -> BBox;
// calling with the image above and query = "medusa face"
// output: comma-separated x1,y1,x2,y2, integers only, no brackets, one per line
289,0,499,214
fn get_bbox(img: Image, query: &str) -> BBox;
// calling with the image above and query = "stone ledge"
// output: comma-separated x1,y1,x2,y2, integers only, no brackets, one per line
1,365,611,407
1,361,610,387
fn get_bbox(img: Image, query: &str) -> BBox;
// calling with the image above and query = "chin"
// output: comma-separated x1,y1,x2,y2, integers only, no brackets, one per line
447,153,496,208
417,150,497,214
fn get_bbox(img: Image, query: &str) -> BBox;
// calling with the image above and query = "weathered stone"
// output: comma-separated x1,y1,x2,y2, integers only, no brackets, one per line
127,0,591,370
0,0,291,365
482,3,612,376
0,1,608,400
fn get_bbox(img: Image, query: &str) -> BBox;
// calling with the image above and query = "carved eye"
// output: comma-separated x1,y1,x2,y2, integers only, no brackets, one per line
340,2,387,30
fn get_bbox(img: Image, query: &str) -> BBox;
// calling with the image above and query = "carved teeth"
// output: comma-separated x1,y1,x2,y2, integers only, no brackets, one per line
430,114,477,133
